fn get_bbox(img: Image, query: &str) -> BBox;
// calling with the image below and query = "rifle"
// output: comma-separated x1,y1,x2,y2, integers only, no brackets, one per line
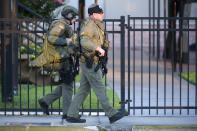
94,45,108,75
73,21,82,76
94,31,109,75
72,32,79,76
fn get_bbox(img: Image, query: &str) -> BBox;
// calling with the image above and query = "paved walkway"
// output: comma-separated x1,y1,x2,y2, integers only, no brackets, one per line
0,115,197,131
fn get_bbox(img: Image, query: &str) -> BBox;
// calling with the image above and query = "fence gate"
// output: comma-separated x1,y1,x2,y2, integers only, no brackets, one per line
126,16,197,116
1,15,197,116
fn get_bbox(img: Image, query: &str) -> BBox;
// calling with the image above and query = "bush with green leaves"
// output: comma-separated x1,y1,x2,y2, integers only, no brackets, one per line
19,42,42,59
19,0,63,18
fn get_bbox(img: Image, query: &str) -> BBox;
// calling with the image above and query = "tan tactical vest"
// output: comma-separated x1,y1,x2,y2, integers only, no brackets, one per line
29,20,70,70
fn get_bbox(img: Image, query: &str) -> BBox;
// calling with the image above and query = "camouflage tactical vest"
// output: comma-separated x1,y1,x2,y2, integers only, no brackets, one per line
29,19,73,70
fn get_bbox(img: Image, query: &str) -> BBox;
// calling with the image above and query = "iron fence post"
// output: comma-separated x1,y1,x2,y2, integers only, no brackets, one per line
195,20,197,115
127,15,131,115
0,0,18,103
120,16,126,111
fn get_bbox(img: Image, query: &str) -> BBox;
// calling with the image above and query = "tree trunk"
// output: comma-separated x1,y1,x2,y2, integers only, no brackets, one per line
182,3,191,62
163,0,177,60
78,0,85,19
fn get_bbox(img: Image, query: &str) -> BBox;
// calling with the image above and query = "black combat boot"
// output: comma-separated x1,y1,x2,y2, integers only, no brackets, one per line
62,114,82,120
109,111,125,124
39,99,49,115
62,114,67,119
66,116,86,123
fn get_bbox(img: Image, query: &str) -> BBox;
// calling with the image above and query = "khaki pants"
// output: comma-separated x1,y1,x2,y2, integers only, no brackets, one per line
67,62,117,118
42,82,73,115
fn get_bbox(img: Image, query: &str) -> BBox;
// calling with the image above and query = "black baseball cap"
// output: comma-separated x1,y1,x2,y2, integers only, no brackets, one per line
88,4,103,15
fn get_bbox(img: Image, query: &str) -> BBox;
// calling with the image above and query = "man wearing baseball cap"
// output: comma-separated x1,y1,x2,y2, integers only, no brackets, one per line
66,4,125,124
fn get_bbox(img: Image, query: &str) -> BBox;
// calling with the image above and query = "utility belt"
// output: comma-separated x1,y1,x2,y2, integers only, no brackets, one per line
59,68,74,84
80,52,99,68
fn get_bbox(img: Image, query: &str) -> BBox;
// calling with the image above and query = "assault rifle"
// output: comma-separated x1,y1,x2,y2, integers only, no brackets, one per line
94,45,108,75
94,32,109,76
73,25,82,76
68,22,82,77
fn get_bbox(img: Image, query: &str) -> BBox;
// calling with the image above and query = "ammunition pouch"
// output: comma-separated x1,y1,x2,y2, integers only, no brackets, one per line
59,57,75,84
59,69,74,84
81,52,99,69
84,54,94,69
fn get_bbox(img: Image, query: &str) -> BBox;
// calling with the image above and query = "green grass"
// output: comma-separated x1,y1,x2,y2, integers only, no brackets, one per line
0,70,116,110
0,84,120,110
180,71,196,84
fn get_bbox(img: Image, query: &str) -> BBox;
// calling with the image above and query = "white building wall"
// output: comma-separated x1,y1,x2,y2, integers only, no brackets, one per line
103,0,197,19
191,3,197,17
65,0,197,18
104,0,149,19
65,0,93,18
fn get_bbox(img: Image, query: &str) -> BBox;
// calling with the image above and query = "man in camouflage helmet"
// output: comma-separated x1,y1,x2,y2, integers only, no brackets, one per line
66,4,125,123
38,6,79,120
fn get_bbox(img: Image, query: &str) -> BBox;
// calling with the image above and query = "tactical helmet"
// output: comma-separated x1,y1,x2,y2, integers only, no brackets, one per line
61,6,78,20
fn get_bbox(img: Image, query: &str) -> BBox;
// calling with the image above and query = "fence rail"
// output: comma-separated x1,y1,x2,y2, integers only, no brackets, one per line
127,16,197,116
1,16,197,116
0,17,124,115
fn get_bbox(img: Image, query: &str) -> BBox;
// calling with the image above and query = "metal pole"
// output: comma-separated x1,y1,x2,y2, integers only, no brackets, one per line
1,0,12,103
164,0,167,115
0,0,18,103
153,0,155,56
11,0,18,99
158,0,160,59
156,0,160,115
149,0,151,17
127,15,131,115
195,20,197,115
120,16,126,111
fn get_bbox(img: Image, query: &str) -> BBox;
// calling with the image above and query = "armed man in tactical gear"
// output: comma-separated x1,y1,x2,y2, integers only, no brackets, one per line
66,4,125,123
38,6,79,120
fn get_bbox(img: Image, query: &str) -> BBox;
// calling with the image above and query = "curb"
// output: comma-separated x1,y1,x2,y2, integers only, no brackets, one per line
133,125,197,131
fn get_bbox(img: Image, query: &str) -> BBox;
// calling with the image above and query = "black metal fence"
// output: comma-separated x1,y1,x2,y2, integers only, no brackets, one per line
0,17,125,115
1,16,197,116
127,16,197,116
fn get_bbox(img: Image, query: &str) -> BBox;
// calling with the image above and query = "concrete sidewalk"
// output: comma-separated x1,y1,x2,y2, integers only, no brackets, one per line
1,115,197,131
